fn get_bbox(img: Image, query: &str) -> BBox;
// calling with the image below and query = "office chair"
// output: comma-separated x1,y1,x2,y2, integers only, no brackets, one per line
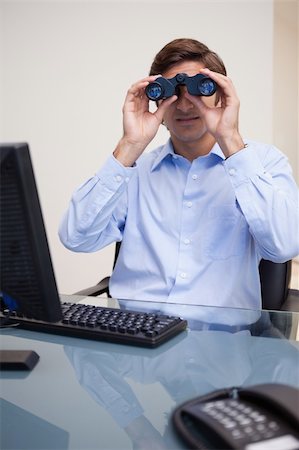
75,242,298,312
75,241,121,298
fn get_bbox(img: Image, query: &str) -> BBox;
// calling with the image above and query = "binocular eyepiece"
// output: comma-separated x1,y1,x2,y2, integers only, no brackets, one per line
146,73,217,101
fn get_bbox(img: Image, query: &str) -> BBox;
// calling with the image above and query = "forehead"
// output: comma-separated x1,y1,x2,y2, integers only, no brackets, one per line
162,60,205,79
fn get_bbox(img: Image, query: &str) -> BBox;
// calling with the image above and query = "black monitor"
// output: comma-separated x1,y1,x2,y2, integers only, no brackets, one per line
0,143,62,323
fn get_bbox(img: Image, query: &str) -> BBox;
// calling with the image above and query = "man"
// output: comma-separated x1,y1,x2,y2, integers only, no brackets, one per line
59,38,299,308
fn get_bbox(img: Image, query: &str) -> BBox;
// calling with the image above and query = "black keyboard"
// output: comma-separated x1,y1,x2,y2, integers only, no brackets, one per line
2,302,188,348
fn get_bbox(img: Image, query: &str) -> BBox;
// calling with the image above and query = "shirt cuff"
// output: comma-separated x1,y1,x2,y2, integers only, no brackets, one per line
224,145,267,186
95,155,136,192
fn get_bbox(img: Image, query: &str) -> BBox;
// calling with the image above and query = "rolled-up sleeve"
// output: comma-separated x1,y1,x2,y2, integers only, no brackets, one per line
59,155,136,252
224,144,299,261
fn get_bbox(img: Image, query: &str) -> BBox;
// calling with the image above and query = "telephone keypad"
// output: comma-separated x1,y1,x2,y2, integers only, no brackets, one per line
200,398,284,444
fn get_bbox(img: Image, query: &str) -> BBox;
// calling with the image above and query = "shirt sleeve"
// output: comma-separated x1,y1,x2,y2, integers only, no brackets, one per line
224,144,299,262
63,347,144,429
59,155,136,252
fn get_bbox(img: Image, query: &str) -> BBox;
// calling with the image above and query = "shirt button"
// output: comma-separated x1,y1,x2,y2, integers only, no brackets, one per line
183,238,191,245
186,201,193,208
180,272,188,279
125,177,130,183
228,168,236,176
115,175,122,182
192,174,198,180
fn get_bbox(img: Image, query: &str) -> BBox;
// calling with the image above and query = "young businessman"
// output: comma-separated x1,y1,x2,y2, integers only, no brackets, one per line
59,38,299,308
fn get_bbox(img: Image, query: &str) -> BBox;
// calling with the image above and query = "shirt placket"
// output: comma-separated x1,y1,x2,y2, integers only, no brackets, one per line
170,160,201,296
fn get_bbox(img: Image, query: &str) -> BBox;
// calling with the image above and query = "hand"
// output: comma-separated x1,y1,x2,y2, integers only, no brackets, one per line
125,415,168,450
190,68,245,157
114,76,177,166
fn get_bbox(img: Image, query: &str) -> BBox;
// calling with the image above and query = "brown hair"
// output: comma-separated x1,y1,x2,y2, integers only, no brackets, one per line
149,38,226,76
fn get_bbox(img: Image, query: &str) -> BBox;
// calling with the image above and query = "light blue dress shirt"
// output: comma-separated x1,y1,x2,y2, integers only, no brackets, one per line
59,139,299,308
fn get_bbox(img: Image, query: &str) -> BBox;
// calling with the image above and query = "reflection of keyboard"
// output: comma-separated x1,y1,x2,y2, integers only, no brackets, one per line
3,302,188,348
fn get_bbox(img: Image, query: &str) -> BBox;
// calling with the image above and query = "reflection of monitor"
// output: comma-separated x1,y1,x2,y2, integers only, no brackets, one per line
0,398,69,449
0,143,62,322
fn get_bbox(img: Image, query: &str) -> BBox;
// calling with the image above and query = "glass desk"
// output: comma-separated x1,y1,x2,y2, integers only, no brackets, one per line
1,295,299,450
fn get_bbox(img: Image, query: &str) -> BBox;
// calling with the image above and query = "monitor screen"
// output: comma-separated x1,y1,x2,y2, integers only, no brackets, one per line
0,143,62,322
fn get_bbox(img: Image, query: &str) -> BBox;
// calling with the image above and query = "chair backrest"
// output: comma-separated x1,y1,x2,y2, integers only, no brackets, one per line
259,259,292,310
113,241,122,269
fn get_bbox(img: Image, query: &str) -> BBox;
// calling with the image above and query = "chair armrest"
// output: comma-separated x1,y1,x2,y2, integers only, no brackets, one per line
73,276,110,297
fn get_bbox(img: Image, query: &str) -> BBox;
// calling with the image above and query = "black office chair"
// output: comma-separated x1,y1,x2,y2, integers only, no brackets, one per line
75,242,298,312
75,241,121,298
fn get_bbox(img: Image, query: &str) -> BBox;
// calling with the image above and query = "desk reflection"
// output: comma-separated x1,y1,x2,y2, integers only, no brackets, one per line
64,306,299,449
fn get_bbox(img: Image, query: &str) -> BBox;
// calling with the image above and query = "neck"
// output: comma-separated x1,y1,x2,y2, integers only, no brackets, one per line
171,134,216,161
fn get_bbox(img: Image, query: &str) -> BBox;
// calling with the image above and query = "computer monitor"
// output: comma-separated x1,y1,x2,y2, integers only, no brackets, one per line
0,143,62,322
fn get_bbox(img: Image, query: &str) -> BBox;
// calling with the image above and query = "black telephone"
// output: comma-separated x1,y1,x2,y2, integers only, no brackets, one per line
172,383,299,450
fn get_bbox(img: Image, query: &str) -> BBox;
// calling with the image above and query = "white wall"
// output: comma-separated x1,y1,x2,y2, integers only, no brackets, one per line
1,1,297,294
0,5,3,139
273,0,298,183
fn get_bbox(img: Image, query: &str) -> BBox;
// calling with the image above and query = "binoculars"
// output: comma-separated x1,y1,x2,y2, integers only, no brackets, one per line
146,72,217,101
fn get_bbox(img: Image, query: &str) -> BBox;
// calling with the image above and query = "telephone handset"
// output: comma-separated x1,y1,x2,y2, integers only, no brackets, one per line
172,383,299,450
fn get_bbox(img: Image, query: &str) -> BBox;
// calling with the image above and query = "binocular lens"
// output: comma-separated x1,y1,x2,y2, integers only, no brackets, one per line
146,83,163,100
198,78,216,96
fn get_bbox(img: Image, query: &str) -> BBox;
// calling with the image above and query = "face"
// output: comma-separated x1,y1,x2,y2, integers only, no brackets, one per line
161,60,217,154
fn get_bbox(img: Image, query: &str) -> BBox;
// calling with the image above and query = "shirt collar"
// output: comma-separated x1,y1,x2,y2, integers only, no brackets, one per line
151,140,226,172
151,139,175,172
210,142,226,160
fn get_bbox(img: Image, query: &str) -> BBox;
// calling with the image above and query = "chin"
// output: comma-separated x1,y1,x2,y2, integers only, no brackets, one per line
172,132,205,144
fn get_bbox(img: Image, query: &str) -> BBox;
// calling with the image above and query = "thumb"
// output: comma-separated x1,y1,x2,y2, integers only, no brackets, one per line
154,95,178,123
186,93,209,115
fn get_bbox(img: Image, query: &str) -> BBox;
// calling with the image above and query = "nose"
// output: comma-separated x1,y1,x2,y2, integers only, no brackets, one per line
175,86,194,112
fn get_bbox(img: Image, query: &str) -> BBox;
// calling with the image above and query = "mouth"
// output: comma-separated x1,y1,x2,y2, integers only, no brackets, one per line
176,116,200,123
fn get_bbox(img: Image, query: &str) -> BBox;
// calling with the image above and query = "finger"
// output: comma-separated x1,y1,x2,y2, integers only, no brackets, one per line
127,81,150,100
127,75,162,98
183,90,211,114
199,68,230,85
199,68,238,100
154,95,178,121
